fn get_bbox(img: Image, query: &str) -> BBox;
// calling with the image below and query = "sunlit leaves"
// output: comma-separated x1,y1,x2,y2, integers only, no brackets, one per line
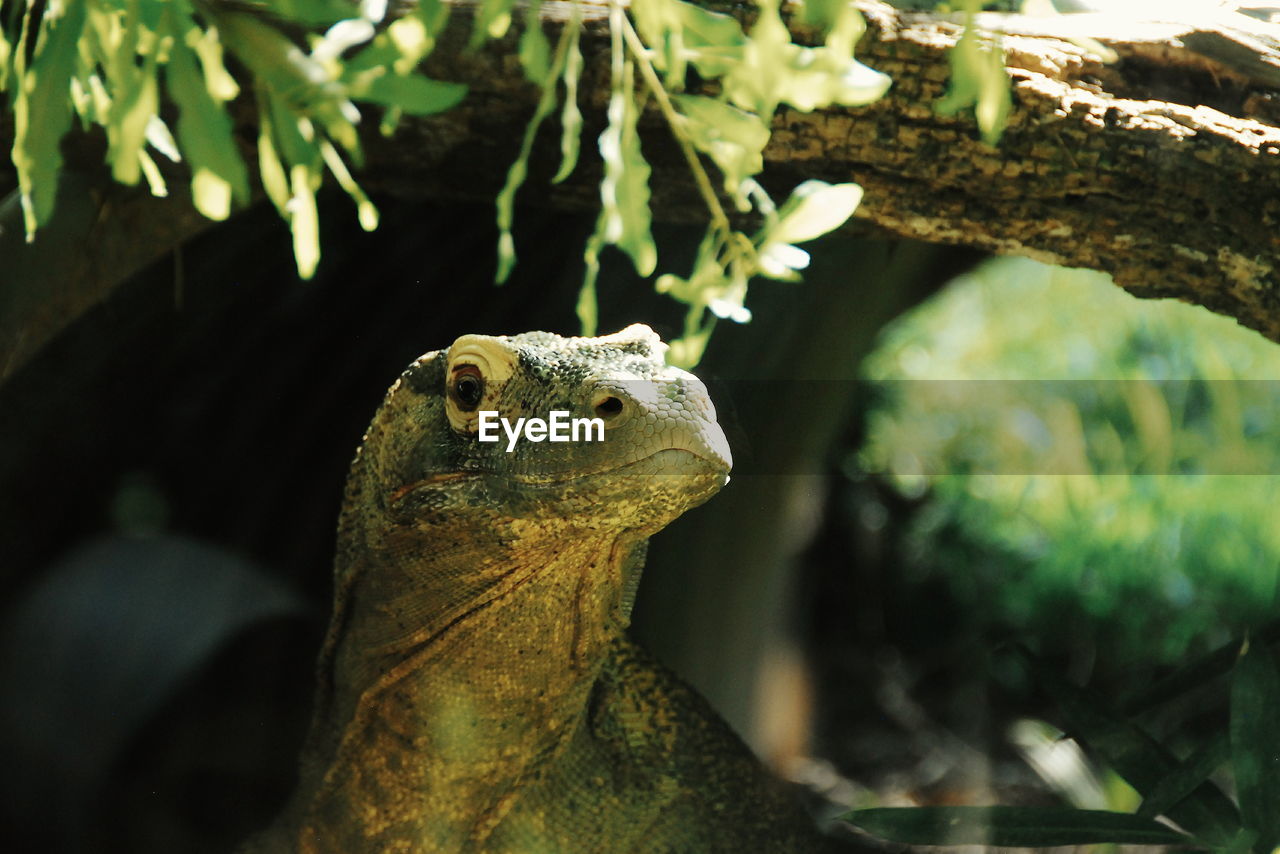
758,180,863,278
495,9,584,284
605,0,887,364
167,10,249,221
597,3,656,279
553,16,584,184
11,0,86,237
722,0,889,117
631,0,745,83
936,0,1011,145
670,95,768,209
6,0,466,277
8,0,894,346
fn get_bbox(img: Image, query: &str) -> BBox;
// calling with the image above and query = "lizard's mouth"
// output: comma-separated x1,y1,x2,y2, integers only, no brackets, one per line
390,447,731,504
397,448,725,492
506,447,731,485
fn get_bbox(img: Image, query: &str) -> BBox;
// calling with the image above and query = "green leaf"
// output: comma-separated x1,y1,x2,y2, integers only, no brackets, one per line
1231,639,1280,853
256,100,292,214
519,2,550,83
495,11,579,282
136,148,168,197
552,11,583,184
186,24,239,102
289,163,322,278
12,0,88,236
318,138,379,231
769,180,863,244
1025,650,1240,845
671,94,769,206
215,8,359,154
797,0,853,31
1121,622,1280,716
631,0,746,82
843,806,1197,848
348,71,465,115
471,0,514,46
0,10,13,93
1138,731,1230,821
935,7,1011,145
667,307,716,369
598,58,656,276
167,26,250,220
259,0,357,26
106,71,159,186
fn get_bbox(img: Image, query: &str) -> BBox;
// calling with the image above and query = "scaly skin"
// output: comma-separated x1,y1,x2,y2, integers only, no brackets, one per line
242,325,854,853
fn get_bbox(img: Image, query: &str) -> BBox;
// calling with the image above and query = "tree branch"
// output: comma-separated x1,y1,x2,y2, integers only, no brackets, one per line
374,0,1280,341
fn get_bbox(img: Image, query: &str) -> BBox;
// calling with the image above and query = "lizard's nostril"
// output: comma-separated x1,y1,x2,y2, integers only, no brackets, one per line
594,395,624,419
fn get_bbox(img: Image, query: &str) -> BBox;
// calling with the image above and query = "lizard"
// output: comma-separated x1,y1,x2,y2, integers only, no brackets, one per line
241,324,861,853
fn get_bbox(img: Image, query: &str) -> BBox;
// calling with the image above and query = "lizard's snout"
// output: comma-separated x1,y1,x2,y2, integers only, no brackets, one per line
591,377,733,475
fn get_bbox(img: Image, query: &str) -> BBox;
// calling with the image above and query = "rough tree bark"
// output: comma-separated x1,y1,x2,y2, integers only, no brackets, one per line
7,0,1280,377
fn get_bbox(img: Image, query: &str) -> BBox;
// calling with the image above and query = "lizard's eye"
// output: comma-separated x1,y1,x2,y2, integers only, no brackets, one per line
450,366,485,411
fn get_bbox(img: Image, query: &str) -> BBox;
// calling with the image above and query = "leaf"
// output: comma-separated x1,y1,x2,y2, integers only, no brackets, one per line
349,71,465,115
289,163,322,278
1231,639,1280,853
471,0,514,46
1121,622,1280,716
552,11,583,184
145,115,181,163
671,94,769,206
318,138,379,231
1138,731,1230,821
136,148,168,197
1024,649,1240,845
256,101,292,213
797,0,854,31
260,0,358,26
667,307,716,369
0,16,12,93
167,26,250,220
519,2,550,83
187,24,239,102
843,806,1197,848
12,0,88,236
105,65,159,187
495,11,578,282
631,0,746,81
769,180,863,244
598,56,656,276
215,8,359,154
935,8,1011,145
723,0,888,118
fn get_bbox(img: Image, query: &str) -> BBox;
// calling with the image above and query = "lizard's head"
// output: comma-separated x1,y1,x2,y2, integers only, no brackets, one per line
361,324,731,540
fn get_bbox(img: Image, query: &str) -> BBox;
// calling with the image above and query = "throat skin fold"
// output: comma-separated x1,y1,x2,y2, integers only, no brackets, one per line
292,512,649,853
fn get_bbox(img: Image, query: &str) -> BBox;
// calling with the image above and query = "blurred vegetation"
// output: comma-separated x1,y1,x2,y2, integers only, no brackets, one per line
845,256,1280,849
861,257,1280,671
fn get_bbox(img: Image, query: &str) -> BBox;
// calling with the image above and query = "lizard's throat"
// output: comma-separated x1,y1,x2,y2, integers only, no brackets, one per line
321,529,642,746
299,534,642,848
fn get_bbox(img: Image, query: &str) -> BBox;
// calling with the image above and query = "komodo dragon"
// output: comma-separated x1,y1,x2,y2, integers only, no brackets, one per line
242,324,861,853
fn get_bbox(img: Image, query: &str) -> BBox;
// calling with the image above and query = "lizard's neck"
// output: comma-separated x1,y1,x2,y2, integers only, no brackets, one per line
297,525,646,851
